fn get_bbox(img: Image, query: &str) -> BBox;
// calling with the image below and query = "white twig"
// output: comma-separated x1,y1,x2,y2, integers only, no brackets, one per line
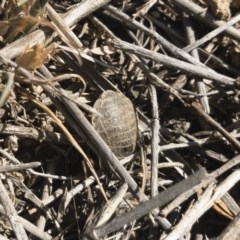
164,170,240,240
0,179,28,240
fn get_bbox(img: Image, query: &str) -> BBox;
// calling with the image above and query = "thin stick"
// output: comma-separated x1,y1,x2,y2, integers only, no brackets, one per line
0,123,67,144
171,0,240,41
191,102,240,151
183,14,210,114
183,13,240,53
17,216,51,240
88,168,206,239
63,0,111,27
0,205,52,240
0,179,28,240
104,5,210,69
58,175,95,215
150,85,159,198
0,162,41,173
111,38,235,86
217,211,240,240
46,4,83,49
0,71,14,107
164,170,240,240
36,161,56,231
162,154,240,216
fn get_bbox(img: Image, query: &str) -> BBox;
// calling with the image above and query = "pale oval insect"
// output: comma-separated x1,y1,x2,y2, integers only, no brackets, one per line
92,90,137,158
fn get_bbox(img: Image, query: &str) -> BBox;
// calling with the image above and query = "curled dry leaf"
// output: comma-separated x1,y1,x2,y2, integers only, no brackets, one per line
0,15,53,35
15,43,57,71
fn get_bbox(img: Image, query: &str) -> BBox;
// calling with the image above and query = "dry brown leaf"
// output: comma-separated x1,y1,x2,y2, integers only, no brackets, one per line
0,15,54,34
15,43,57,71
0,16,39,33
